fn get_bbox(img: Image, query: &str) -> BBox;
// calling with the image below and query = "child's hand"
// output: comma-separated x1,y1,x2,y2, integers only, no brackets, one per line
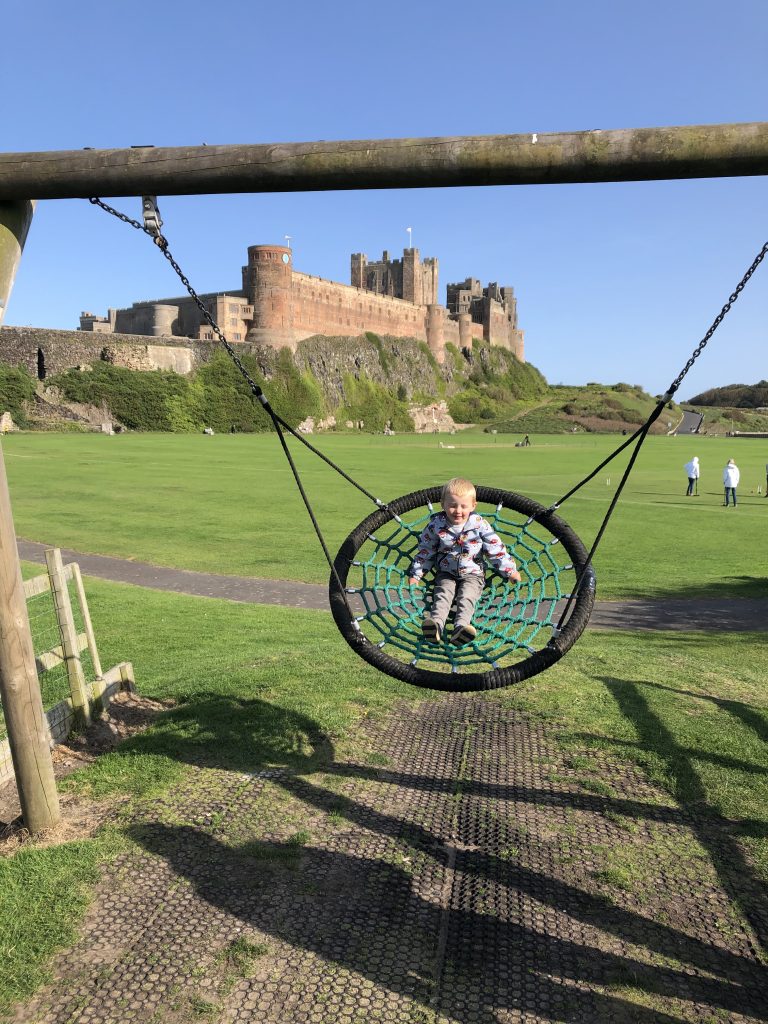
408,577,423,586
505,568,522,583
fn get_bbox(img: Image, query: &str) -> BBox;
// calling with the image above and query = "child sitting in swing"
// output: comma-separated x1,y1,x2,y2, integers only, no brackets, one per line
408,477,521,645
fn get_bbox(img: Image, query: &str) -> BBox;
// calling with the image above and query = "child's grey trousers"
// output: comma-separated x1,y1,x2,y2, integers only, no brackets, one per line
428,571,484,629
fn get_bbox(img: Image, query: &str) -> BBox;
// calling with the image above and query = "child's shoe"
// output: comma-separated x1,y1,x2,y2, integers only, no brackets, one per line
422,617,443,643
452,623,477,645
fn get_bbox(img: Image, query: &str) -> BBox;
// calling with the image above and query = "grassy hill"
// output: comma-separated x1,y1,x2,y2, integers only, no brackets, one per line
489,382,680,436
688,380,768,408
682,403,768,435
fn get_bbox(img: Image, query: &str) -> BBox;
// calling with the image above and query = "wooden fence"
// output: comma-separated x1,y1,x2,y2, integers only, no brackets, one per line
0,549,134,786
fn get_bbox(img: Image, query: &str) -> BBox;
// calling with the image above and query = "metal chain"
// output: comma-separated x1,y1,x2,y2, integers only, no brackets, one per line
88,198,266,399
88,197,384,506
668,238,768,395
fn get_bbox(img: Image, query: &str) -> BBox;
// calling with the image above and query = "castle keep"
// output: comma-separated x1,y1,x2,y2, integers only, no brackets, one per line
80,245,524,363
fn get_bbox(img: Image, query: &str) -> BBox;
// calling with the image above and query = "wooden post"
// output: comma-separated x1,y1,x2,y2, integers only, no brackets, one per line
0,441,60,832
45,548,91,728
70,562,104,712
70,563,103,681
0,200,34,325
0,123,766,199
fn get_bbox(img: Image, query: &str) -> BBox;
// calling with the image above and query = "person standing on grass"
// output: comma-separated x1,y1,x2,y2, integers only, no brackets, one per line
723,458,740,507
684,456,700,496
408,477,521,646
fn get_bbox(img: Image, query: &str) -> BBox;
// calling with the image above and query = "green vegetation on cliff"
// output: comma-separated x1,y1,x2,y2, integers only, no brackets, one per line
0,363,36,427
47,350,325,433
447,346,548,423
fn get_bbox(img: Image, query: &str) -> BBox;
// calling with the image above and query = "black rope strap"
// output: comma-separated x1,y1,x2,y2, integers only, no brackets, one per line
549,236,768,631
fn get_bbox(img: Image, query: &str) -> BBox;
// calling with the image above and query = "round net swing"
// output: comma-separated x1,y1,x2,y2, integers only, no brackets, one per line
330,486,596,693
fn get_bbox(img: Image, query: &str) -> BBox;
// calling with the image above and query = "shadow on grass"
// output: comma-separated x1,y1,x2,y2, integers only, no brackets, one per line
646,574,768,602
114,692,768,1022
96,692,335,778
130,819,767,1024
586,675,768,956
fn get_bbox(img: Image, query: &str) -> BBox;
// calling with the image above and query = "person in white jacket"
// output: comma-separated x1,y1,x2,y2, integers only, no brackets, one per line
723,459,740,507
684,456,700,496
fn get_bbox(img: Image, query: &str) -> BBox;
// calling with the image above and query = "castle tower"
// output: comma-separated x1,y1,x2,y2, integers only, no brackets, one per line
245,245,295,347
351,253,367,289
401,248,421,305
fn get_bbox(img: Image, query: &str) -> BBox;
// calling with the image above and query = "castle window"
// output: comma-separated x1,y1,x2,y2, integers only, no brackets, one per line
36,348,46,381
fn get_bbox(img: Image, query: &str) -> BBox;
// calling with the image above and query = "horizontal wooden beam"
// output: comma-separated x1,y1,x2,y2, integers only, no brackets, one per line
0,122,767,199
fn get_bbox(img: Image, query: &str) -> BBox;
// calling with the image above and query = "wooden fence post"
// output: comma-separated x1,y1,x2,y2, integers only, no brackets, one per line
0,441,60,832
71,563,103,681
45,548,91,728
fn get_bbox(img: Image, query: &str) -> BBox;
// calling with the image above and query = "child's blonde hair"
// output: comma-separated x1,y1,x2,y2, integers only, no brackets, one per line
442,477,476,503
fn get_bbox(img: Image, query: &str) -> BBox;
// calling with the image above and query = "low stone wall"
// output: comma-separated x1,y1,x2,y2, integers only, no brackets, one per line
0,326,210,377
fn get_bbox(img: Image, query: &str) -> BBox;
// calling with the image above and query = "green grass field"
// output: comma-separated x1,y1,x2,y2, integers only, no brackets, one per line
0,429,767,1015
2,429,766,598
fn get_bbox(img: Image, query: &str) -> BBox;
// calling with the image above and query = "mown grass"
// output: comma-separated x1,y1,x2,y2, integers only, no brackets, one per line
3,430,767,598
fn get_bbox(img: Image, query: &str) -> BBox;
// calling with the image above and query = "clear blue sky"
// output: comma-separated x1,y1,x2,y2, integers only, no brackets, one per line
3,0,767,399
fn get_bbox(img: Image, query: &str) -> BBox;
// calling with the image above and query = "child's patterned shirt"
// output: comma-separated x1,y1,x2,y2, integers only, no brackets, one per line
409,511,517,579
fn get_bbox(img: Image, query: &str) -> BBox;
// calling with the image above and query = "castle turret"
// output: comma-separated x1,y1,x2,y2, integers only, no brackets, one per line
149,304,178,337
457,312,474,351
426,303,446,364
245,245,295,347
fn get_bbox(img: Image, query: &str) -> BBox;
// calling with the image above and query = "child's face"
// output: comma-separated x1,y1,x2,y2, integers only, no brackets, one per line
442,490,476,526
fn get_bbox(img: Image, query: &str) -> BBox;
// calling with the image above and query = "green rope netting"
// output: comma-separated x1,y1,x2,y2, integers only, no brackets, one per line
343,499,577,673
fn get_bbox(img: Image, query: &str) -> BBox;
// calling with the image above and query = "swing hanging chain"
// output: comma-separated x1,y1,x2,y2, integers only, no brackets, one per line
88,198,386,510
554,403,663,632
668,238,768,395
547,235,768,629
550,236,768,512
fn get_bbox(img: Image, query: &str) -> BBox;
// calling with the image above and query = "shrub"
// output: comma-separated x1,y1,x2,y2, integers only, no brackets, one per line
338,373,413,432
0,363,36,427
49,363,190,431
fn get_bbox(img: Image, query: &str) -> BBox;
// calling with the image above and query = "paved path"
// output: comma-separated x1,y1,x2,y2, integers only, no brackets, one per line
17,539,767,632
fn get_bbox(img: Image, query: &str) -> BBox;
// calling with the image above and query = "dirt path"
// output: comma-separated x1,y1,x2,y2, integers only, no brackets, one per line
16,540,768,631
15,696,768,1023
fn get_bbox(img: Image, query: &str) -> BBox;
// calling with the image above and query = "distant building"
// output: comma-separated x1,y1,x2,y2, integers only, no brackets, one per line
79,245,524,364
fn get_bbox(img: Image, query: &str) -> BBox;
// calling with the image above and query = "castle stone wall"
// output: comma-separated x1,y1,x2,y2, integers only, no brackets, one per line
0,326,206,378
291,273,427,343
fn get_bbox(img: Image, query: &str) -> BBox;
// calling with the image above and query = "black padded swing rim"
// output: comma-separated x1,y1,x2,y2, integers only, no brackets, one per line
329,485,596,693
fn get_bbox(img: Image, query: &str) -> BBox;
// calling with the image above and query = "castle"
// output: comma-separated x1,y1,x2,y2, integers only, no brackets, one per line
79,245,524,363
